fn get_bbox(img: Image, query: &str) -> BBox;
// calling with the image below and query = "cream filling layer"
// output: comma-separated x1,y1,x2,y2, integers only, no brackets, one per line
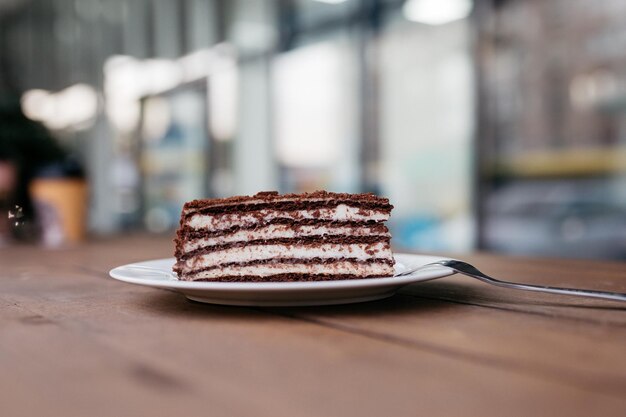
180,242,391,272
182,261,394,280
182,224,390,254
186,205,389,231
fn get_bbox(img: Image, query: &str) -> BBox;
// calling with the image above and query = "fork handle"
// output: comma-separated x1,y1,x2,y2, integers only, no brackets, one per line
467,275,626,302
441,260,626,302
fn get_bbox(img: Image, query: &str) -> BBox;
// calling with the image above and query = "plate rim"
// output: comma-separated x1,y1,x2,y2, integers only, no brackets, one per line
108,253,455,291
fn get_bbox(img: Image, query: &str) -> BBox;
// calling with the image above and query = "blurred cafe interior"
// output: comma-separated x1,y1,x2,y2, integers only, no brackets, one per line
0,0,625,260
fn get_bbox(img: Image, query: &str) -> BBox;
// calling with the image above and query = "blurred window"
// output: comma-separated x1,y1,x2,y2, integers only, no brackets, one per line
272,30,359,192
140,85,210,233
379,9,475,252
477,0,626,260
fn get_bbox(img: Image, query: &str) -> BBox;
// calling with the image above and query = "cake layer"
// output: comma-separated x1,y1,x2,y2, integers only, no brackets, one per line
190,273,390,282
180,223,390,255
177,236,389,260
186,205,390,231
183,199,390,218
182,191,391,216
182,260,394,281
176,241,391,273
180,219,392,240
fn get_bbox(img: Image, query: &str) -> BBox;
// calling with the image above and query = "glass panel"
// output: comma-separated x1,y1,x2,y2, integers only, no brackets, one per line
379,11,475,253
228,0,278,56
140,86,209,232
272,29,360,192
478,0,626,260
293,0,358,31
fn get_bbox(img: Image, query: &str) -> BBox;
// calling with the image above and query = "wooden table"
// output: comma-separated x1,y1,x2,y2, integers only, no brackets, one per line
2,235,626,417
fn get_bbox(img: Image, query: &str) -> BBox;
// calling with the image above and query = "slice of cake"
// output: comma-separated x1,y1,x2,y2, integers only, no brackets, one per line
173,191,394,282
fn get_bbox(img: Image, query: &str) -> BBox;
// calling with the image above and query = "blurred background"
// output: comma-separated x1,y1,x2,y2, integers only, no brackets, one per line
0,0,625,260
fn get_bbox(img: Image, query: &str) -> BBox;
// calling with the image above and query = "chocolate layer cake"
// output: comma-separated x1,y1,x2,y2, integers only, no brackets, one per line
173,191,394,282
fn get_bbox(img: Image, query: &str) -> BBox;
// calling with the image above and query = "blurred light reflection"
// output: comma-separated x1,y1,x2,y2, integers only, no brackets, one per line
403,0,472,25
21,84,98,131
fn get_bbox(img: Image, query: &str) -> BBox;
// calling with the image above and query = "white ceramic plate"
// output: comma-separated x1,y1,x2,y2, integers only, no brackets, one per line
109,253,455,307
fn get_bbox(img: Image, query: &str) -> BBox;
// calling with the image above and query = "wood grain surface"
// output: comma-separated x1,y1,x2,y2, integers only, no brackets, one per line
1,235,626,417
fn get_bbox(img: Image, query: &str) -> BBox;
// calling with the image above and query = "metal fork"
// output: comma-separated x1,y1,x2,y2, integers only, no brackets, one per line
395,259,626,302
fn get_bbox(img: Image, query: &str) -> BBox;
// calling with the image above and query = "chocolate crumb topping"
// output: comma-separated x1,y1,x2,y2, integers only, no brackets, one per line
183,190,392,215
